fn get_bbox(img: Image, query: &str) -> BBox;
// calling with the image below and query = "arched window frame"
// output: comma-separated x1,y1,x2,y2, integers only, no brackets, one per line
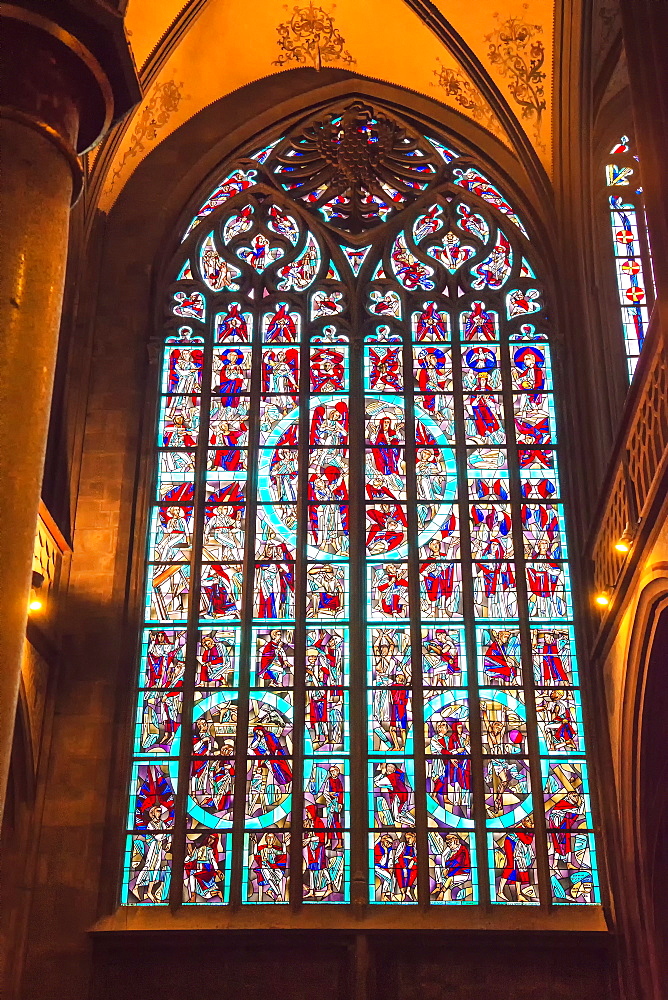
121,101,600,912
603,132,656,379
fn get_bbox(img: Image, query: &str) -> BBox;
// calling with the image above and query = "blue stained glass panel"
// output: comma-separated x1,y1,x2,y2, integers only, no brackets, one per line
426,757,473,828
422,626,466,687
364,344,404,392
370,831,419,902
123,833,172,904
245,759,292,828
488,830,539,904
127,761,178,831
479,689,527,755
183,832,231,903
483,759,532,827
126,124,601,909
530,625,578,687
304,831,349,903
549,831,599,904
369,759,415,828
243,831,290,903
429,831,478,903
536,688,585,755
133,690,182,757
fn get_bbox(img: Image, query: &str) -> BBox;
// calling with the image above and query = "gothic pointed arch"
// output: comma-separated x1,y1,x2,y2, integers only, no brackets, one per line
122,99,599,910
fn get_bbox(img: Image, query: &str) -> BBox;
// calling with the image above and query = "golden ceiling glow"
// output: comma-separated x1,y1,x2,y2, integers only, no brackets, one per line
99,0,558,211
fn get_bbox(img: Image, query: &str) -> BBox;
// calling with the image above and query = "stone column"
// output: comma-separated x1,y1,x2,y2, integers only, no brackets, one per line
0,4,139,819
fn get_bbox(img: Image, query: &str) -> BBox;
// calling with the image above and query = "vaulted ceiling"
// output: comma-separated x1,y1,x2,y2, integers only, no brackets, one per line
91,0,622,213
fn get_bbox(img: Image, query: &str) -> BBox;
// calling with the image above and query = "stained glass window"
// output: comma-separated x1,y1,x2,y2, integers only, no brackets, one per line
604,135,656,379
123,102,599,908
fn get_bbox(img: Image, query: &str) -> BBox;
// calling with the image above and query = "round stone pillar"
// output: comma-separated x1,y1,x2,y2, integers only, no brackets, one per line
0,4,139,819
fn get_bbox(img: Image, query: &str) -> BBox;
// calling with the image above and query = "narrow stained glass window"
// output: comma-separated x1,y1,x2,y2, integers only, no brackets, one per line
123,101,600,909
604,135,656,379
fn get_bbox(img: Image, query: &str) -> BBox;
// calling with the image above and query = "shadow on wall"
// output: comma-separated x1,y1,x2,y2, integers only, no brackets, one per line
90,929,614,1000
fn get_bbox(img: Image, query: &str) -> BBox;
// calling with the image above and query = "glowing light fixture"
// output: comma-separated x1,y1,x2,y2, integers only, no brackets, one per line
614,527,633,554
595,590,611,607
29,569,45,612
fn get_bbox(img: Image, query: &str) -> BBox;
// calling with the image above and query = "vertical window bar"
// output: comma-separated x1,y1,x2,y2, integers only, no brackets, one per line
168,313,214,906
289,297,310,907
348,320,367,906
500,328,550,908
451,308,487,907
229,293,262,906
402,299,429,905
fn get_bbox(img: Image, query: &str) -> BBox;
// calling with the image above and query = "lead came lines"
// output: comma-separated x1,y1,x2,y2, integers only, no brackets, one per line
122,108,600,909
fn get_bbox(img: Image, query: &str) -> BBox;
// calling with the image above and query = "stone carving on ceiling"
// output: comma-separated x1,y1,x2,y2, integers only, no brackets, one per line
432,60,502,136
273,3,355,70
485,8,547,151
109,79,185,191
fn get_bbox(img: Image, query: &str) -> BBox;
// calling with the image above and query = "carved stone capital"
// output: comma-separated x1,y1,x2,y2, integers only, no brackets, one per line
0,1,140,200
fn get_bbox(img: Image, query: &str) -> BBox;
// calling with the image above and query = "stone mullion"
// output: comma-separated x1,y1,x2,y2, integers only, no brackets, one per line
288,303,310,908
499,325,551,910
229,289,262,907
451,314,489,907
169,316,214,908
402,301,429,906
348,309,367,907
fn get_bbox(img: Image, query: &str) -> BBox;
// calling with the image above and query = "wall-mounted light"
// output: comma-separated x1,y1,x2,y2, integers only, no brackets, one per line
29,570,45,613
614,526,634,554
595,589,611,608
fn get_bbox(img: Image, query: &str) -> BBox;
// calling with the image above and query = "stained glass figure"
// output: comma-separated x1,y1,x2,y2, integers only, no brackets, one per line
370,760,415,827
223,205,254,243
457,203,489,242
489,826,538,903
215,303,251,342
277,233,321,289
391,233,435,289
244,832,290,902
428,831,476,903
471,232,512,289
311,346,348,391
184,832,230,903
124,833,173,904
427,232,476,272
477,627,523,686
125,103,599,910
182,168,257,241
311,289,344,319
200,233,241,290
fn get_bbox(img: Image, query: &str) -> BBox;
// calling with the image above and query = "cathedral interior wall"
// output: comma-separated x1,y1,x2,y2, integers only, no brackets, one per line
6,68,632,1000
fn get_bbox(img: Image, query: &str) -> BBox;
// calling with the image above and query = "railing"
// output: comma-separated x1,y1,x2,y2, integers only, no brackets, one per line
588,309,668,603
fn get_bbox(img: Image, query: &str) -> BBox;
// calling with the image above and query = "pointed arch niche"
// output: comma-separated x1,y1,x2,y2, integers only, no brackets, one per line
116,94,601,918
